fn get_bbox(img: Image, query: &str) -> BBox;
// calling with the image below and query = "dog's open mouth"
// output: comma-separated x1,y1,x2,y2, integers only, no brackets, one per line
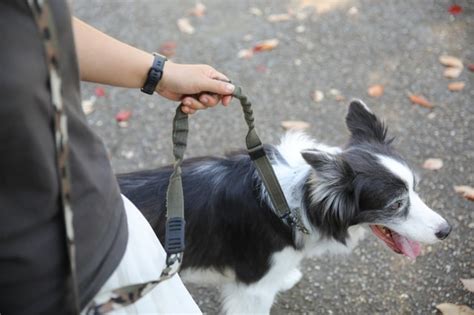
369,225,421,259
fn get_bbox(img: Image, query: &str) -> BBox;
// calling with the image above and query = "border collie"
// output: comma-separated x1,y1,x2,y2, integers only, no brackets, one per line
118,100,451,314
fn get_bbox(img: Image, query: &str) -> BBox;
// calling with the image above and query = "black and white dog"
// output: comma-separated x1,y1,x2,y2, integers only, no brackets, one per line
118,100,451,314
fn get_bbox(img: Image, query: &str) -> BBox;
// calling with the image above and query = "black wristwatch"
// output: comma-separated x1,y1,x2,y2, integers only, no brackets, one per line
141,53,167,95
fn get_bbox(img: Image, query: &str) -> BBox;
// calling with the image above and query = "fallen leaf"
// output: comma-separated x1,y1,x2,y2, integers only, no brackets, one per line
190,2,206,17
177,18,195,34
115,110,132,123
253,39,279,52
243,34,253,41
238,49,253,59
468,64,474,72
81,97,96,115
422,158,443,170
295,25,306,33
436,303,474,315
367,84,384,98
329,88,341,96
267,13,292,22
158,41,177,58
454,185,474,202
249,7,263,16
312,90,324,102
281,120,310,131
335,95,345,102
444,67,463,79
118,121,129,128
448,81,465,92
347,6,358,15
448,4,463,15
95,87,105,97
460,279,474,293
408,94,433,109
439,55,463,68
256,65,267,73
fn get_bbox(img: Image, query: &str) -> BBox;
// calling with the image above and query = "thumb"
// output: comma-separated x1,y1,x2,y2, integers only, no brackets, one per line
200,78,235,96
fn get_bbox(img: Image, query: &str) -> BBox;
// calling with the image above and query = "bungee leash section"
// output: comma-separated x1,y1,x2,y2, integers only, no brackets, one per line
86,86,309,314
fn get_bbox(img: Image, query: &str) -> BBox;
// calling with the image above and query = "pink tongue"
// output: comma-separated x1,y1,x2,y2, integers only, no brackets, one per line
392,232,421,259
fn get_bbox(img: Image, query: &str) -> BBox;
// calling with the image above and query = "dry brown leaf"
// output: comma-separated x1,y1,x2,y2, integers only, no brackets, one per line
444,67,463,79
439,55,463,69
408,94,433,109
267,13,292,22
448,81,465,91
423,158,443,170
238,49,253,59
249,7,263,16
436,303,474,315
177,18,195,34
190,2,206,17
454,185,474,201
461,279,474,293
312,90,324,102
253,39,279,52
81,97,95,115
281,120,310,131
367,84,384,98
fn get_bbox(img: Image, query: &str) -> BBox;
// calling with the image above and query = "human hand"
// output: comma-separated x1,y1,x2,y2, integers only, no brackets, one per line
156,61,234,114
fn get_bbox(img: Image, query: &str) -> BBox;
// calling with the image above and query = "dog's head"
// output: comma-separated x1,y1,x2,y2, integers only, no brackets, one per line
302,100,451,258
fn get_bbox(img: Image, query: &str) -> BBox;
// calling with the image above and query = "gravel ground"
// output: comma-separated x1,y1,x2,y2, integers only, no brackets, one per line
74,0,473,314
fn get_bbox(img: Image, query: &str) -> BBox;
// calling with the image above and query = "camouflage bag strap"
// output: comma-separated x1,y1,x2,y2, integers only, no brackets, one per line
27,0,81,314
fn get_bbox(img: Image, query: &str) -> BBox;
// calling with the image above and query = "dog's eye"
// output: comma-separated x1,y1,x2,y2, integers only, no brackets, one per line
388,200,403,211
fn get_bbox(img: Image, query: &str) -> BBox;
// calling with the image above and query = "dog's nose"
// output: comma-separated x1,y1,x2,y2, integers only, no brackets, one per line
435,222,452,240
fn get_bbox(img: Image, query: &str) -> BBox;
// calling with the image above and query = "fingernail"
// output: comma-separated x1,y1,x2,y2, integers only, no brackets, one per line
181,106,189,113
201,96,208,104
183,99,191,106
225,84,235,93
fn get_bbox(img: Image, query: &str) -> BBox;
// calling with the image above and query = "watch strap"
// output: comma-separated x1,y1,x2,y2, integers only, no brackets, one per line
141,53,167,95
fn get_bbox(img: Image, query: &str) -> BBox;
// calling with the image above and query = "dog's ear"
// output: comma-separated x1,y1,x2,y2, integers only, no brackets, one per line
346,100,390,144
301,150,356,243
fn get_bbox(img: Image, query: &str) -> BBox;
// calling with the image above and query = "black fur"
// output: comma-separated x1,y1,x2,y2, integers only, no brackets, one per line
118,148,295,284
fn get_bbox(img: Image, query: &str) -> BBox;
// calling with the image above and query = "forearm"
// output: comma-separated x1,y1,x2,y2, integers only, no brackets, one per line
73,17,153,88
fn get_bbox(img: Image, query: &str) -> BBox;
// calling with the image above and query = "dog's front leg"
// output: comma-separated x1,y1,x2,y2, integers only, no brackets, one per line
220,283,277,315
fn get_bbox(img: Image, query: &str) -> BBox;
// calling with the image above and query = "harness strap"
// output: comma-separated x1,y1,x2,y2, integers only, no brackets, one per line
86,87,308,314
27,1,81,314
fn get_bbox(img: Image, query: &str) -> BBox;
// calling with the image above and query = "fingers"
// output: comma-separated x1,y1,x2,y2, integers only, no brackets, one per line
199,93,220,107
180,106,196,115
222,95,233,106
201,76,235,96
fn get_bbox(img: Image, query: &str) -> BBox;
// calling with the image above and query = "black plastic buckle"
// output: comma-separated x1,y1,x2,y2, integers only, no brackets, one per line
280,210,296,227
164,217,185,254
248,144,266,160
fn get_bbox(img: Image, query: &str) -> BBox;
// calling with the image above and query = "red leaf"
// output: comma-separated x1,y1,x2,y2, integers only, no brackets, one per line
252,39,279,53
408,94,433,109
95,87,105,97
256,65,267,73
115,110,132,122
468,64,474,72
448,4,462,15
158,41,177,58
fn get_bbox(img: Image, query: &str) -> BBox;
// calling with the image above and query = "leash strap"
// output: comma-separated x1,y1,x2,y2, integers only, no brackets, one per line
232,87,309,234
27,0,81,314
86,87,308,314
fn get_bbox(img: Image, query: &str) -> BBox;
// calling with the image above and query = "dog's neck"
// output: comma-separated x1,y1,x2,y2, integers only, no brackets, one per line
260,133,365,256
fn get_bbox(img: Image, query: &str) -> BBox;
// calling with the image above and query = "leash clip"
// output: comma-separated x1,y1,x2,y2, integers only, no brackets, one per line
280,208,310,235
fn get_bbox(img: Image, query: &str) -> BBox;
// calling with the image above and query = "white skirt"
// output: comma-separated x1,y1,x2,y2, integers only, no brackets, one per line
83,195,201,315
